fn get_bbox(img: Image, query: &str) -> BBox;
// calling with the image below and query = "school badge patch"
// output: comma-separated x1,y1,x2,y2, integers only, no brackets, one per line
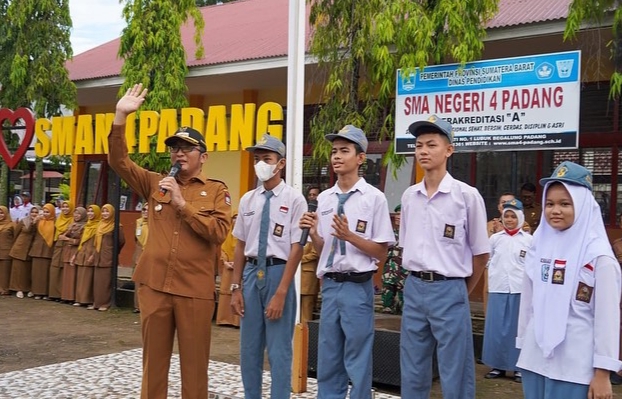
541,264,550,282
443,224,455,239
257,269,265,280
356,220,368,233
224,190,231,206
519,250,526,258
273,223,284,237
575,281,593,303
551,259,566,285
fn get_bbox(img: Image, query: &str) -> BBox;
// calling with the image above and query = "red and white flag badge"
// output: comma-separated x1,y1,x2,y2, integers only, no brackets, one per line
279,205,289,214
224,191,231,206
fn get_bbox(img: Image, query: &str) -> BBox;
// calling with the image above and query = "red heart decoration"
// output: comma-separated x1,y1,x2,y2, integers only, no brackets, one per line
0,107,35,169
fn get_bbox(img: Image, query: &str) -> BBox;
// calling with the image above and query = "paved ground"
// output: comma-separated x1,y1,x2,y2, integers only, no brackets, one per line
1,294,621,398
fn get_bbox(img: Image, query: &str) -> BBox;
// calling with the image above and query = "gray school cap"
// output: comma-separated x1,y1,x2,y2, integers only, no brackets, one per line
539,161,593,191
325,125,369,152
408,115,454,144
245,134,286,157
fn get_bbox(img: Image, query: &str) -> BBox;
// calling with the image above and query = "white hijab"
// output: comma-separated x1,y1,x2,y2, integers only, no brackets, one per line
525,181,615,358
501,207,525,234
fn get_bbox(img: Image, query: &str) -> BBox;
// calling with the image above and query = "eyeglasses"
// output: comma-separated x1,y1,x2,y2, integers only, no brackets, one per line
169,146,200,154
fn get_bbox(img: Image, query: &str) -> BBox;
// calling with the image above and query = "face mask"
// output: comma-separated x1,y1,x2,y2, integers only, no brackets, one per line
254,161,278,182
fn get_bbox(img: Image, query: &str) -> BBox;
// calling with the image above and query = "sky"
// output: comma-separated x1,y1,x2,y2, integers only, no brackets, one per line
69,1,126,55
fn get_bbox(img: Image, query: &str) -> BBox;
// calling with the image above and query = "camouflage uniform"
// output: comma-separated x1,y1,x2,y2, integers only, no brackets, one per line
381,232,407,314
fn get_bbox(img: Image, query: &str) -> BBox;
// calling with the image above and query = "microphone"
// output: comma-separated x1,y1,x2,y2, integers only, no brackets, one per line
299,200,318,245
159,162,181,196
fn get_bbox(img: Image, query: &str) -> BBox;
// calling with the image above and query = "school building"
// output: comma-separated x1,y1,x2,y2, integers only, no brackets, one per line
61,0,621,271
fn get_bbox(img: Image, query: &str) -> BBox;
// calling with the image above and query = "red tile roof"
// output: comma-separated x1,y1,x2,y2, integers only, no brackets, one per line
488,0,571,29
67,0,573,82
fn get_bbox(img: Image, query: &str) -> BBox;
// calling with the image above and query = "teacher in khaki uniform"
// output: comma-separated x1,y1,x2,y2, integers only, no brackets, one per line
108,84,232,399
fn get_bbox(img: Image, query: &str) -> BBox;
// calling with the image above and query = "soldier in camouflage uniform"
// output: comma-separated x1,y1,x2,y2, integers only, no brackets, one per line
381,205,408,314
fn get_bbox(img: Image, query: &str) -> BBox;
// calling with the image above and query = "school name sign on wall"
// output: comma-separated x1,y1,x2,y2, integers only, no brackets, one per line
0,102,284,163
394,51,581,153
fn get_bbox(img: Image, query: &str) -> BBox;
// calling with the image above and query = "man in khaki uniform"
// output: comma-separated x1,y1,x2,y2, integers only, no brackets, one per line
300,187,321,323
520,182,542,232
108,84,231,399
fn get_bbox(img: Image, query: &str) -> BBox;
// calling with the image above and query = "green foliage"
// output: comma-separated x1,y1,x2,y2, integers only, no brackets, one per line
564,0,622,99
307,0,498,176
56,183,71,200
119,0,205,173
0,0,77,204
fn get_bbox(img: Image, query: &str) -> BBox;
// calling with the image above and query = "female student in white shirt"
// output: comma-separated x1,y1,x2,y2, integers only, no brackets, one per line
516,161,621,399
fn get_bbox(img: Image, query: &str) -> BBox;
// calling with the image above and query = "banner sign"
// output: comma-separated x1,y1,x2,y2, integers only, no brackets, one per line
395,51,581,153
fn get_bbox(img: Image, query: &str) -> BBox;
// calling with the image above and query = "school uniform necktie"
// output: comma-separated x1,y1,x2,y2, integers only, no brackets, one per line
256,190,274,289
325,191,355,269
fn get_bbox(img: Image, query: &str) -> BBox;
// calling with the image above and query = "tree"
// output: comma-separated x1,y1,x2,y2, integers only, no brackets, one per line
0,0,11,206
564,0,622,99
119,0,205,173
307,0,499,173
0,0,76,205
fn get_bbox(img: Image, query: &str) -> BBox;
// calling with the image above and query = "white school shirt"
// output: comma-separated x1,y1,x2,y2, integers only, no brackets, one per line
516,255,622,384
399,173,490,278
233,180,306,260
487,230,533,293
315,178,395,277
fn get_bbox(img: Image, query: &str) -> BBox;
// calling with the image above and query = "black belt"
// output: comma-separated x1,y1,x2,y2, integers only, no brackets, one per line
324,271,374,283
411,271,463,282
246,257,287,266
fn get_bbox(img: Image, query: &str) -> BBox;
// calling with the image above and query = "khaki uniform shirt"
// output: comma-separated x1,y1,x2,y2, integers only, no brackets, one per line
9,222,35,261
96,230,126,268
0,224,15,260
74,237,97,267
28,228,54,259
300,242,319,295
108,124,231,300
523,203,542,232
612,238,622,264
61,223,85,263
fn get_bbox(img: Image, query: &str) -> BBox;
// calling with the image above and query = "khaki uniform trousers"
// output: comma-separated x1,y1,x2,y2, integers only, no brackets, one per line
138,285,215,399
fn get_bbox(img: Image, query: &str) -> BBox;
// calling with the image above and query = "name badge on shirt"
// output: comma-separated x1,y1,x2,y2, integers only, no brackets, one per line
356,220,368,233
273,223,284,237
443,224,455,239
575,281,593,303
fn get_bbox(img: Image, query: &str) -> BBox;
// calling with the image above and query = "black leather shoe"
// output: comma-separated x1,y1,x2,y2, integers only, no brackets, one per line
484,369,506,379
611,371,622,385
514,372,522,383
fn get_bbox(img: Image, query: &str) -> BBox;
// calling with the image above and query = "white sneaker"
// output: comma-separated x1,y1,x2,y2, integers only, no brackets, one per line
27,292,34,298
16,291,24,299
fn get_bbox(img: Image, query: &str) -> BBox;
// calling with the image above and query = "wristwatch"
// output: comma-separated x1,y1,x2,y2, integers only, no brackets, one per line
230,283,241,292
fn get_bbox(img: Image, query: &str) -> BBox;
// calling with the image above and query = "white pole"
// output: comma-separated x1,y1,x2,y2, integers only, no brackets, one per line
286,0,306,324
